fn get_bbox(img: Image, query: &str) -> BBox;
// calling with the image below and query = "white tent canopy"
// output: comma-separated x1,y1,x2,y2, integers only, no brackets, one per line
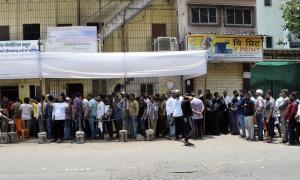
0,51,207,79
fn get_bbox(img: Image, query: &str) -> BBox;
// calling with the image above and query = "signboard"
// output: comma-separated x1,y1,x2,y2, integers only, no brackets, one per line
186,34,263,60
0,40,39,53
263,49,300,60
46,26,97,53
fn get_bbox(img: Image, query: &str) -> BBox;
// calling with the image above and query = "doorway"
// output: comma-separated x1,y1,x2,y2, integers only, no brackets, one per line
66,83,83,98
0,86,19,101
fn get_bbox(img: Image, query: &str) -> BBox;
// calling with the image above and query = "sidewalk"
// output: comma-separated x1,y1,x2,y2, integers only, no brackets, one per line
1,135,299,180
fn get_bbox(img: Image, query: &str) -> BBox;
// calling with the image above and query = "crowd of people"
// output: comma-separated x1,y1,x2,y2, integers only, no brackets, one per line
0,88,300,145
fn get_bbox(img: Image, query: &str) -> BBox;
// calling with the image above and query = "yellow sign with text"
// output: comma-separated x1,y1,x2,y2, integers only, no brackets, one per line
186,34,263,60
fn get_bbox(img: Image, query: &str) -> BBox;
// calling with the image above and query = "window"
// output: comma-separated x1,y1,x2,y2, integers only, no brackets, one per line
266,36,273,48
225,8,253,26
0,26,9,41
141,84,153,95
23,24,40,40
152,24,166,38
191,7,217,24
29,85,41,99
264,0,272,6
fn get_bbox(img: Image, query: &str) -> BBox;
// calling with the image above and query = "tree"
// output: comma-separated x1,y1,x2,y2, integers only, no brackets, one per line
281,0,300,37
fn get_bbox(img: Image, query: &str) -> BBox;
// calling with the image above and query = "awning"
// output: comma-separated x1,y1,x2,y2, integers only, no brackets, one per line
256,61,299,66
0,51,207,79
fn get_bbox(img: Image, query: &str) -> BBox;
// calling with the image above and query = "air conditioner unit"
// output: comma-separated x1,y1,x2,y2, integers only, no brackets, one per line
154,37,178,51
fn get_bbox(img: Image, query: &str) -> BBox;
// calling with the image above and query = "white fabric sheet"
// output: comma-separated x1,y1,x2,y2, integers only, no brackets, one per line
0,51,207,79
0,53,40,79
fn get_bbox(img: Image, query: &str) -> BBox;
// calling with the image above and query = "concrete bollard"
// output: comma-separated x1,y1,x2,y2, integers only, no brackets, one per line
0,132,10,144
75,131,85,144
119,130,128,142
38,132,48,144
8,132,18,143
136,134,145,141
145,129,155,141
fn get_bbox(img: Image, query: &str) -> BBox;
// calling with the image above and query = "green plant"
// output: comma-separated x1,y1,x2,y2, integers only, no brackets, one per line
281,0,300,37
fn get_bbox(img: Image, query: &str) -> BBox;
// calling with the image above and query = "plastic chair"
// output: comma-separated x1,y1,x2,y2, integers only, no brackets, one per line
14,119,30,142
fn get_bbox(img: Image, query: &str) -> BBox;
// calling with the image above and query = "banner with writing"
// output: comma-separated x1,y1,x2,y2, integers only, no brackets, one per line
186,34,263,60
0,40,39,53
46,26,97,53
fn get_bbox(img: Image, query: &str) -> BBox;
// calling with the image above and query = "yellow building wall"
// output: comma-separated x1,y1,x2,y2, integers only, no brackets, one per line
194,63,243,96
0,0,179,97
103,0,178,52
0,0,133,40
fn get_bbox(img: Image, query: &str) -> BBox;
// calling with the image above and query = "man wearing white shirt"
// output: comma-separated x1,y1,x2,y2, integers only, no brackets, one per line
51,95,67,143
166,91,175,137
173,90,184,140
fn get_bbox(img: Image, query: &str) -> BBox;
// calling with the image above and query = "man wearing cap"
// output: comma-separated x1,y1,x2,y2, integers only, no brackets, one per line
166,91,175,138
255,89,264,141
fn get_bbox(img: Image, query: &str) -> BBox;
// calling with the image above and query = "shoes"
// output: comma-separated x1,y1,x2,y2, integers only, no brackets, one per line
267,138,273,143
258,137,264,141
50,139,57,142
240,135,246,138
183,140,194,146
57,139,63,143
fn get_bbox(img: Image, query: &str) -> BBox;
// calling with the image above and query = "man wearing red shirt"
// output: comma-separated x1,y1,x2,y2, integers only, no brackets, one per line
285,93,298,145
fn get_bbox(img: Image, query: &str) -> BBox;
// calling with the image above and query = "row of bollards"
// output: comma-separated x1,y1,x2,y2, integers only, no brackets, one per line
1,129,155,144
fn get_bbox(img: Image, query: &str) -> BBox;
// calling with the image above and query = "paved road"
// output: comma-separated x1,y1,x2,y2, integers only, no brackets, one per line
1,135,300,180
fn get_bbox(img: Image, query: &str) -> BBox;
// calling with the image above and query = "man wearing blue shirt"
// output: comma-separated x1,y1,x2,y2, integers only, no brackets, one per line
87,94,97,139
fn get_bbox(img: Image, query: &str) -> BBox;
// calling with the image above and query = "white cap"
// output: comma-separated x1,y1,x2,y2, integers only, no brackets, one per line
66,97,71,101
256,89,263,95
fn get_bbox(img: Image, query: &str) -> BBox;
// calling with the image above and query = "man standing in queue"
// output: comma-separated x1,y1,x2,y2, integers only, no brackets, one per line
181,95,194,146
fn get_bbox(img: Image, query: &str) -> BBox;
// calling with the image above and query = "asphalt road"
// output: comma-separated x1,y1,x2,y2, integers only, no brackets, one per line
1,135,300,180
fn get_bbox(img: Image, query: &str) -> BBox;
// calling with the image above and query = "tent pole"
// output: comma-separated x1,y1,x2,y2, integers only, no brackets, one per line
203,74,207,135
38,39,43,97
181,75,184,94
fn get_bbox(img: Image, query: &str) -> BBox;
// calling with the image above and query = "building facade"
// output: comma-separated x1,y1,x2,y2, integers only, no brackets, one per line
177,0,258,94
0,0,179,100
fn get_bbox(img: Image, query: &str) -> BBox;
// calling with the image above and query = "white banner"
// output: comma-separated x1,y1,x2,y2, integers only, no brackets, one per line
0,51,207,79
46,26,97,53
0,40,39,54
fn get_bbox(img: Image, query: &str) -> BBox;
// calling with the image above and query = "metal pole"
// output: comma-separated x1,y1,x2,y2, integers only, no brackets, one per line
38,39,43,97
77,0,81,26
181,75,184,94
203,74,207,135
